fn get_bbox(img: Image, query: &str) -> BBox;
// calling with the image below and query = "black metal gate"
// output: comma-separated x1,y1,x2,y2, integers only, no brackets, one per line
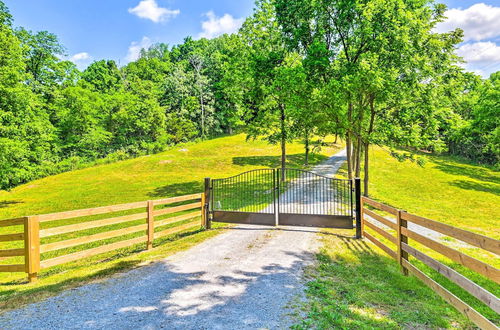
209,168,355,229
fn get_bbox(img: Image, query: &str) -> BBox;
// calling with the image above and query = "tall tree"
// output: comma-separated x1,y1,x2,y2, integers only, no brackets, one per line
275,0,463,194
239,0,293,179
16,28,65,89
0,3,55,188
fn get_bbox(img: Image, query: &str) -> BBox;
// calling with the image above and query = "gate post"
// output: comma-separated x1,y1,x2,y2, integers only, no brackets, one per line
354,178,362,239
203,177,211,229
274,169,279,226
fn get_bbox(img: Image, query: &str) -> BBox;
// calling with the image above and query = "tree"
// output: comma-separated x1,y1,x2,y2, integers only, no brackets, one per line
275,0,463,194
53,86,110,158
239,0,294,180
81,60,123,93
189,54,209,138
449,71,500,165
15,28,65,89
0,3,55,188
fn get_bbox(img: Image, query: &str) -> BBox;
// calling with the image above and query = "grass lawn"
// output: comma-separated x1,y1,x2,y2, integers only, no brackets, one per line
364,147,499,239
297,146,499,328
0,134,338,220
0,134,342,310
294,229,470,329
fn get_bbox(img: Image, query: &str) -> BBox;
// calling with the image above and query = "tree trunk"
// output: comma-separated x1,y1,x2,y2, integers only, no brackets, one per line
200,92,205,137
346,103,353,179
334,134,338,144
304,128,310,166
364,94,376,197
346,134,352,179
280,104,286,182
364,142,369,196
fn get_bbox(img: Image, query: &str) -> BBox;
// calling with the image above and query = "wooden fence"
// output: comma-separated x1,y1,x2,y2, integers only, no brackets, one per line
361,196,500,330
0,192,208,282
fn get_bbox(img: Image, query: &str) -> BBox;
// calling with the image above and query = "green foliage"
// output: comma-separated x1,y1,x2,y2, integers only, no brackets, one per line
81,60,122,93
0,0,497,191
448,72,500,166
0,1,247,190
0,5,55,188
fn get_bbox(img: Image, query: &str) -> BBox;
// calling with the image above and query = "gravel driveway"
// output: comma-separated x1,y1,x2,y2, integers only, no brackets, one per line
0,150,347,330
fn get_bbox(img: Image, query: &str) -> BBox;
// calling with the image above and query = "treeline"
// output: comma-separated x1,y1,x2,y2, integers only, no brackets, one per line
0,0,498,191
0,2,245,189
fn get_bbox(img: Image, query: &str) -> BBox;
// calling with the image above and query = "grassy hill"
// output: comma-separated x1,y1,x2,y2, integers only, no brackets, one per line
366,147,500,239
0,134,337,220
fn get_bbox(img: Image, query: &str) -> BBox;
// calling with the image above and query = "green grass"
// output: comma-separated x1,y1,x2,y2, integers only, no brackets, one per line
294,230,470,329
0,134,342,309
363,147,499,239
296,146,499,328
0,134,338,220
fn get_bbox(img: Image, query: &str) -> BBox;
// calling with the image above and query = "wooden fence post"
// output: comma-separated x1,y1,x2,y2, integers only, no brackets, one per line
354,178,362,239
24,216,40,283
147,201,154,250
397,210,409,275
203,178,211,229
201,193,206,228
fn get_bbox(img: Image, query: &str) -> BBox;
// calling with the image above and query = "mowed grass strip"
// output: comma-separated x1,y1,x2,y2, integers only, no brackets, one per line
0,134,343,309
330,147,500,326
294,230,471,329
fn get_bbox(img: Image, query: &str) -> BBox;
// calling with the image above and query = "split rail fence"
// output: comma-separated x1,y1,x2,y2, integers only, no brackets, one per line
0,192,209,282
361,196,500,330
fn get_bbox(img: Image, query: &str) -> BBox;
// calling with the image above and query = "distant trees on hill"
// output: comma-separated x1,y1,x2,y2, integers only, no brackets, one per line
0,0,497,190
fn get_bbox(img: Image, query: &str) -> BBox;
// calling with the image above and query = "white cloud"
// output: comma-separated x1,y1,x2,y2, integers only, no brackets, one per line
435,3,500,42
70,52,91,62
456,41,500,77
456,42,500,63
198,11,244,39
125,36,152,63
68,52,92,70
128,0,180,23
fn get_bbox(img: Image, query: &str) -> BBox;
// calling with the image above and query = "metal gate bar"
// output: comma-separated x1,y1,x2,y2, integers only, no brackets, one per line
276,168,353,228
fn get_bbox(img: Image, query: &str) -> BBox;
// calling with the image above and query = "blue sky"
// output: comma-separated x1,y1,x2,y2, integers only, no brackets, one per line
4,0,500,76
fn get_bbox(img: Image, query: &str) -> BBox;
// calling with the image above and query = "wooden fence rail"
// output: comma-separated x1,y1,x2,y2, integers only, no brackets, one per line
361,196,500,330
0,193,205,283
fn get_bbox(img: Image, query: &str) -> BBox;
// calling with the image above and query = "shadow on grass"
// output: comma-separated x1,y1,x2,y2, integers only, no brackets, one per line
0,200,23,209
433,158,499,186
297,234,464,328
449,180,500,195
232,153,329,168
147,181,202,199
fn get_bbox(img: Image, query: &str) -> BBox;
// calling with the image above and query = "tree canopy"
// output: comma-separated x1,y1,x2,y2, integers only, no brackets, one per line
0,0,497,190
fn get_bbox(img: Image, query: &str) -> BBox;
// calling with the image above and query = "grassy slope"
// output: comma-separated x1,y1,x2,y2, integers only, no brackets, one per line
0,134,335,220
297,147,499,328
366,147,499,239
0,134,340,309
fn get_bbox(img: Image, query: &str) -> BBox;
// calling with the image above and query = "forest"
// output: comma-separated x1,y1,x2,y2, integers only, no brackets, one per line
0,0,498,191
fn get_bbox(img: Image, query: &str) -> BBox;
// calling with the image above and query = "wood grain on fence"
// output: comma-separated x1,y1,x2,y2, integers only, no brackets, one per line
361,196,500,329
0,193,204,283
